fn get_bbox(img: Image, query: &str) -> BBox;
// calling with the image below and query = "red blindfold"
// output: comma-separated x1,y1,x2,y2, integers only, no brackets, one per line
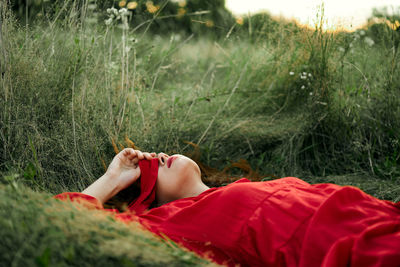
127,158,159,214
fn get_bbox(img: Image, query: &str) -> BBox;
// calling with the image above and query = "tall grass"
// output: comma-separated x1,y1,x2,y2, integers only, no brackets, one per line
1,2,400,193
1,1,400,266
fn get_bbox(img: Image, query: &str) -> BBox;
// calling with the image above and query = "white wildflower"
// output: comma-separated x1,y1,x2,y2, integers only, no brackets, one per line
308,73,312,78
359,30,365,36
113,8,119,16
309,92,313,96
107,7,118,15
301,85,305,89
105,18,113,26
364,37,375,47
289,71,295,76
118,8,131,20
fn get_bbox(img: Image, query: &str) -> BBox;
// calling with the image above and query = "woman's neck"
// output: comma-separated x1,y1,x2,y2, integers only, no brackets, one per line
157,182,210,206
180,182,210,199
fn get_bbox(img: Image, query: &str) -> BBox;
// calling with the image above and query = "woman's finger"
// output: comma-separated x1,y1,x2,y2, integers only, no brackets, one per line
132,157,139,165
143,152,154,160
128,150,158,162
157,153,169,165
125,148,136,158
122,148,130,157
157,154,164,165
136,150,144,160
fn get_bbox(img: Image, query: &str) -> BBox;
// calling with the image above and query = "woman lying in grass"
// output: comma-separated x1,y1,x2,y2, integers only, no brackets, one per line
56,148,400,267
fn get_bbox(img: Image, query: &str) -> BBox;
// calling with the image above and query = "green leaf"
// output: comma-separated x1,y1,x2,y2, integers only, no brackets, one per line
24,162,37,180
35,247,51,267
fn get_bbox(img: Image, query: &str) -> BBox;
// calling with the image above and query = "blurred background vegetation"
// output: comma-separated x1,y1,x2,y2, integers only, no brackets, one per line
1,0,400,265
9,0,235,37
2,0,400,191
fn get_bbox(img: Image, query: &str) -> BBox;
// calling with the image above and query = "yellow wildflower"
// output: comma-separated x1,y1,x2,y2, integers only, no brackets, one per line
127,1,138,10
119,0,126,7
146,1,160,14
205,20,214,28
393,20,400,30
177,7,186,18
236,17,244,25
386,20,400,30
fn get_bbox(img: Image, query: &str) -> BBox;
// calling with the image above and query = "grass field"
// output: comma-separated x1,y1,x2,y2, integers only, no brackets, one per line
1,1,400,265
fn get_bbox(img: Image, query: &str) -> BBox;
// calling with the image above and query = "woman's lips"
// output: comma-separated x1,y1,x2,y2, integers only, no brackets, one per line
167,156,176,168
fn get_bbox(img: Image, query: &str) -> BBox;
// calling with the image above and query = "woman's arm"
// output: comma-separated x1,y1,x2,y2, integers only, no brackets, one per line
82,148,156,205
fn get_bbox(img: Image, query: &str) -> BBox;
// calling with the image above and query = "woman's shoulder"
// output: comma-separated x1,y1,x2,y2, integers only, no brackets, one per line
199,177,309,204
225,176,310,189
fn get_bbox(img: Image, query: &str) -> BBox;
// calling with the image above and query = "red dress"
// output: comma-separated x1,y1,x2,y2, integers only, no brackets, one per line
55,159,400,267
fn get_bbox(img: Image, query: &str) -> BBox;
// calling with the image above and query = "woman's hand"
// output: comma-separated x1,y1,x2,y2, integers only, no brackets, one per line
82,148,156,204
157,152,169,166
106,148,156,190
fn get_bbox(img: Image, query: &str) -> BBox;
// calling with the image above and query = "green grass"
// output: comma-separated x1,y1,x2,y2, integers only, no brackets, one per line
1,0,399,194
1,1,400,265
0,180,216,266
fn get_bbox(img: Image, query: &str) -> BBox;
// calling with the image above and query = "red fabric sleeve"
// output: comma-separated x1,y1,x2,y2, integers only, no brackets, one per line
54,192,103,210
54,192,143,223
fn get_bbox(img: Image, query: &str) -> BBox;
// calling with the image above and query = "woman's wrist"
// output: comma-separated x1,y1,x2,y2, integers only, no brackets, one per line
82,173,121,205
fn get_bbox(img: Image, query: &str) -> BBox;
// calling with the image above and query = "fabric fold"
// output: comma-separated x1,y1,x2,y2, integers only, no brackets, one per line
127,158,159,214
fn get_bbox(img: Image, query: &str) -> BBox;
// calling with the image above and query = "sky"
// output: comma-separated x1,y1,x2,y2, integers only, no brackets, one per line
225,0,399,30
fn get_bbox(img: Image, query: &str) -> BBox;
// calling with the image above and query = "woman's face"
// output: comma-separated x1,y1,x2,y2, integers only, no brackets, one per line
155,154,201,204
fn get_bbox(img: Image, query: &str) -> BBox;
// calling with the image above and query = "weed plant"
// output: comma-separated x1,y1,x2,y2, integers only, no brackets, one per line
1,2,400,194
1,1,400,265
